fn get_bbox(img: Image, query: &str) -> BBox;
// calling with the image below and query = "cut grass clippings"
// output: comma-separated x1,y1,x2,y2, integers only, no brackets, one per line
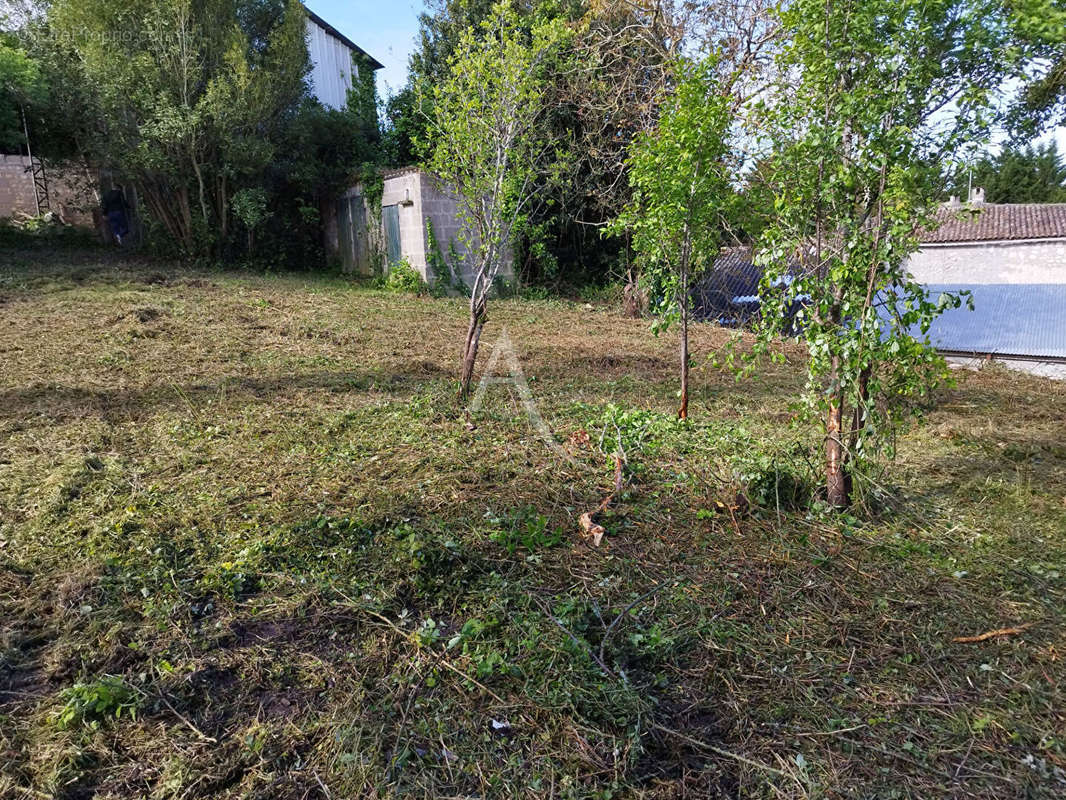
1,243,1064,798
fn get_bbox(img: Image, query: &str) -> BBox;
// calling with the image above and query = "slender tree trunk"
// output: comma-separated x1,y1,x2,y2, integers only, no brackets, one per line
190,152,209,231
459,294,487,400
218,173,228,243
849,365,871,454
826,357,848,507
175,184,194,253
678,262,690,420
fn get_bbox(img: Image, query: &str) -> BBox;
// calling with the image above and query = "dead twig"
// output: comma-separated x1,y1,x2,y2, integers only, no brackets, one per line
331,590,509,705
952,623,1033,644
530,594,617,679
649,722,788,778
160,696,217,744
599,579,682,667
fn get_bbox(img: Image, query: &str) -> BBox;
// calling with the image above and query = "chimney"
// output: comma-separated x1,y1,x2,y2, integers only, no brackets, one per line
945,195,961,209
968,186,985,205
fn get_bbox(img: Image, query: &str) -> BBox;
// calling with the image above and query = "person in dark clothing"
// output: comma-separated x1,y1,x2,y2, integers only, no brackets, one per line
101,185,130,244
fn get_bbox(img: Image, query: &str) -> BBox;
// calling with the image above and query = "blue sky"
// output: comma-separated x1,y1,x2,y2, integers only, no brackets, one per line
305,0,427,98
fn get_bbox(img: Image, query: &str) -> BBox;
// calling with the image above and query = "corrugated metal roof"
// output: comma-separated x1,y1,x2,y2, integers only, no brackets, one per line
920,284,1066,359
921,204,1066,244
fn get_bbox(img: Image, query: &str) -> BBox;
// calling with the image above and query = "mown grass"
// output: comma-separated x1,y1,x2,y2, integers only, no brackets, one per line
1,243,1064,799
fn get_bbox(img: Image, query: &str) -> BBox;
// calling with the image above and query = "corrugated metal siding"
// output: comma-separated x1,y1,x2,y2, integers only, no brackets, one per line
690,251,1066,359
306,17,355,110
922,284,1066,358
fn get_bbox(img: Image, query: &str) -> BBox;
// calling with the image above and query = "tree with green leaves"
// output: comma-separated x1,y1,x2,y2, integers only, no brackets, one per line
46,0,310,255
421,0,570,399
749,0,1016,507
948,141,1066,203
1007,0,1066,135
0,38,45,153
611,57,735,419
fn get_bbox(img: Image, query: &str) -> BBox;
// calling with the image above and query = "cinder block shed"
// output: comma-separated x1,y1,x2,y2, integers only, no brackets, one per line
326,167,513,288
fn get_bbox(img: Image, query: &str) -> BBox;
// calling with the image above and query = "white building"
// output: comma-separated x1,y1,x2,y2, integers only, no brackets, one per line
304,6,382,110
908,190,1066,379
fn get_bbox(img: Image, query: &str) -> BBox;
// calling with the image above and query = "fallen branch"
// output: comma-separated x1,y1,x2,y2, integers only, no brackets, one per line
649,723,788,778
952,623,1033,644
578,454,623,547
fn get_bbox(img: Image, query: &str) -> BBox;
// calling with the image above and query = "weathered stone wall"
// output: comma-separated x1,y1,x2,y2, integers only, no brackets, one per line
0,155,96,226
907,239,1066,285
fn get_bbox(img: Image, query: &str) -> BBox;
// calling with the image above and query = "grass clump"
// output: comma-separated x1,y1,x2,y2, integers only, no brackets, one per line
383,258,425,294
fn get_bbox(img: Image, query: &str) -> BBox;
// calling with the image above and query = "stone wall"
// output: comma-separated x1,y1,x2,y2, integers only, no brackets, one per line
907,239,1066,285
0,155,96,226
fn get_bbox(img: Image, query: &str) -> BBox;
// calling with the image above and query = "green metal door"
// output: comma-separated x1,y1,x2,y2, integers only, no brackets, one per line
382,204,401,269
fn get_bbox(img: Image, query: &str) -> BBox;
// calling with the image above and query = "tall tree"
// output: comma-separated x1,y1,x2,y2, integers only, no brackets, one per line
750,0,1015,507
420,0,570,399
611,57,736,419
948,141,1066,203
47,0,310,255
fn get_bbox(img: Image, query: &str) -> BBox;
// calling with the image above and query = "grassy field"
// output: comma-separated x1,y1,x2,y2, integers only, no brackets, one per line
1,242,1064,799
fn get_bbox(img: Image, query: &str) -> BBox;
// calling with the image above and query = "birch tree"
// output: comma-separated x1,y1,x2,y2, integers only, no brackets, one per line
611,57,735,419
420,0,570,399
750,0,1016,507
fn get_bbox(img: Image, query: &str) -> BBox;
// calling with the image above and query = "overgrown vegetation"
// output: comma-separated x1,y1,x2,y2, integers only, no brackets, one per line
4,0,382,265
1,248,1064,798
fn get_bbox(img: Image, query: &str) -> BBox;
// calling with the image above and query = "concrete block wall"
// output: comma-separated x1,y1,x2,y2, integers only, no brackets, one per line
381,170,426,275
907,240,1066,285
330,168,516,286
0,155,96,226
416,171,514,288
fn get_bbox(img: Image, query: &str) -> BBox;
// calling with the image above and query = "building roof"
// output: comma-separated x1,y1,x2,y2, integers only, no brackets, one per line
303,6,384,70
381,166,422,180
921,284,1066,359
921,203,1066,244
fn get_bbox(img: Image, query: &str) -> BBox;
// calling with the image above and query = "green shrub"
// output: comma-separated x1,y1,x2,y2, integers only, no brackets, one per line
384,259,424,294
53,676,138,730
487,507,562,554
